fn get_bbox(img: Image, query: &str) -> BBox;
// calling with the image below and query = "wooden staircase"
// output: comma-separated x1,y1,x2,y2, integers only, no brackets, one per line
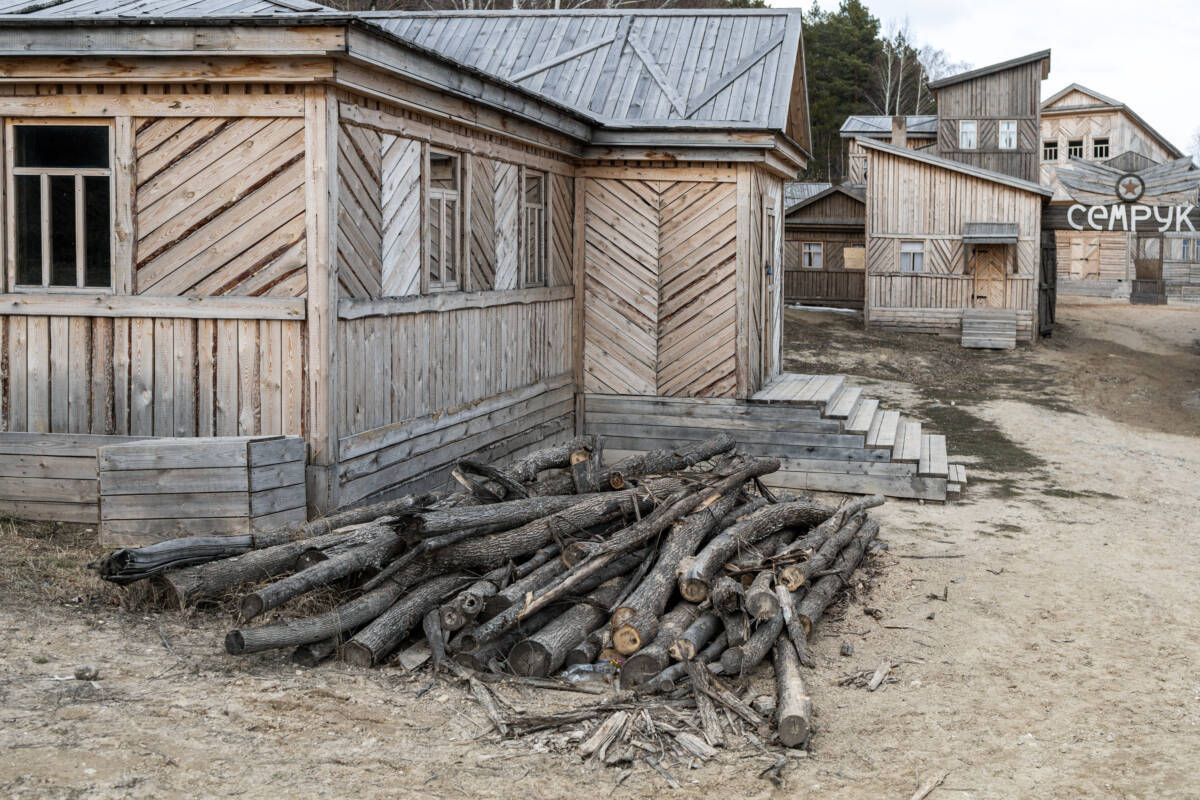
582,373,967,503
961,308,1017,349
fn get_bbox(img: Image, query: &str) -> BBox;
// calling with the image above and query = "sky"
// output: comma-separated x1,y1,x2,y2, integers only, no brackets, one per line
779,0,1200,157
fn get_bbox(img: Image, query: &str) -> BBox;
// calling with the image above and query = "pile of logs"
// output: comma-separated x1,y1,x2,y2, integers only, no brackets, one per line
94,434,884,757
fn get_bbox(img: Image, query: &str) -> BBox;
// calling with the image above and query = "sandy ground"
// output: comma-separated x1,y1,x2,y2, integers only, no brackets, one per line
2,297,1199,800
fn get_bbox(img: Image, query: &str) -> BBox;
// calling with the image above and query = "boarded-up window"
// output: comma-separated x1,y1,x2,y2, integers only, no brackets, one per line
381,135,422,297
469,156,496,290
11,123,112,290
1069,234,1099,279
843,245,865,270
493,162,520,290
427,150,460,291
523,170,547,287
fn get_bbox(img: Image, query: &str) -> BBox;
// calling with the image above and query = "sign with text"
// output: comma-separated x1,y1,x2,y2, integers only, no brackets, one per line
1044,204,1200,233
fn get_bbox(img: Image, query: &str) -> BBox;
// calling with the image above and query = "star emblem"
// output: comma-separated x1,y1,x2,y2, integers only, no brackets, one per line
1116,173,1145,202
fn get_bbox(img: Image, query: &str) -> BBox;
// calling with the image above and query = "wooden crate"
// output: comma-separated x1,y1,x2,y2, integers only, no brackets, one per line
99,436,307,546
0,433,148,524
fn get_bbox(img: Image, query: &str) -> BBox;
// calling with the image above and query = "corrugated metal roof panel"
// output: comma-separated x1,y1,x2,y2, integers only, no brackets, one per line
840,115,937,137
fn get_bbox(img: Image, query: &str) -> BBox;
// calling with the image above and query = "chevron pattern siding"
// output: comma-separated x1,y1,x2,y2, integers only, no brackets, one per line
134,117,307,297
336,123,383,299
469,156,497,290
550,173,574,287
381,134,422,297
494,163,520,291
583,178,738,398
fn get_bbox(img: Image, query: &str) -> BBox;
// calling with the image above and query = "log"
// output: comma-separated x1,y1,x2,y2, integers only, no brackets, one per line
505,436,595,484
94,535,255,584
796,520,879,636
291,638,337,668
609,487,743,655
451,607,558,671
745,571,779,621
239,522,401,621
341,573,467,667
708,576,744,615
776,583,815,669
720,610,751,647
795,512,866,588
620,603,699,687
565,626,610,667
570,445,606,495
280,491,435,543
440,578,497,631
773,639,814,747
678,500,834,603
668,612,721,662
720,611,783,677
483,556,568,619
770,494,882,564
155,529,350,609
603,434,735,490
509,576,627,677
725,527,794,575
408,493,589,537
647,632,727,693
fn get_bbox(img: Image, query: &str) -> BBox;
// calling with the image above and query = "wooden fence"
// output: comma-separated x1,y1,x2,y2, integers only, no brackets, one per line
784,270,864,308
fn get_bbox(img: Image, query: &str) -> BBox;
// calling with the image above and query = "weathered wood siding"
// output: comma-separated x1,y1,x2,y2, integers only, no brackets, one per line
581,173,739,399
934,60,1043,183
784,185,866,307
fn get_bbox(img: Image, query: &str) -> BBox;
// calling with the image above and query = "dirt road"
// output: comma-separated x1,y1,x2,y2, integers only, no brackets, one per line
2,298,1198,799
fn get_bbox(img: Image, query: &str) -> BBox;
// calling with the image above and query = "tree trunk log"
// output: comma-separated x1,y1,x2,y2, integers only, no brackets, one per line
795,512,866,588
611,608,659,656
277,491,435,543
483,556,568,619
604,434,735,490
647,632,727,693
770,494,883,564
239,523,401,621
565,625,611,667
340,573,467,667
570,445,606,494
776,583,815,669
668,612,721,662
720,610,783,677
291,637,338,668
408,494,590,537
709,576,744,615
677,500,834,603
440,579,498,631
620,603,699,687
451,607,558,671
745,571,779,621
509,576,627,677
796,519,879,636
773,639,814,747
720,610,751,647
155,529,350,609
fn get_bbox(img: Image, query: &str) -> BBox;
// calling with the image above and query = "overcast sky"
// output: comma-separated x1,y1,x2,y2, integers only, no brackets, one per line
782,0,1200,156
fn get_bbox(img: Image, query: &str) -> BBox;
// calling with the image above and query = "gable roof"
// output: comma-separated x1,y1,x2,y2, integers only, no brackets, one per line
365,10,808,141
856,137,1053,197
927,49,1050,91
0,3,810,156
784,182,864,216
1039,82,1184,160
785,182,830,208
839,115,936,139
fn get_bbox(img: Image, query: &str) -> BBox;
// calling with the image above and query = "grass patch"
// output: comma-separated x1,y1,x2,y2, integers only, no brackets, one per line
1040,488,1121,500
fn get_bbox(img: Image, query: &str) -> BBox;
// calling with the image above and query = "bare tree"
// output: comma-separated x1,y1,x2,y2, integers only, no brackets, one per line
915,45,970,115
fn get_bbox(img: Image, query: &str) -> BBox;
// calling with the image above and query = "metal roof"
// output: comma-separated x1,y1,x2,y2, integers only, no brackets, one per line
927,49,1050,90
0,0,332,16
785,182,831,207
784,181,864,218
963,222,1019,243
856,137,1054,197
364,10,806,134
839,115,936,138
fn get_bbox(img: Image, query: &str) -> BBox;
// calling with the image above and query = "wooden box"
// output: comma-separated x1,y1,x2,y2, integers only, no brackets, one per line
98,435,307,546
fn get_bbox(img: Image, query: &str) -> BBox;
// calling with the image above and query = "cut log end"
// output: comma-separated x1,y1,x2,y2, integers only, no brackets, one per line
621,650,667,687
507,640,552,678
224,631,246,655
238,595,265,622
668,639,696,662
678,578,709,604
340,641,375,668
440,606,467,632
612,624,644,656
777,717,811,748
778,565,805,592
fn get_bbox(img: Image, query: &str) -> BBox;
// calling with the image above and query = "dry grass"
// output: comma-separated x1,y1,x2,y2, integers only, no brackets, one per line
0,517,119,607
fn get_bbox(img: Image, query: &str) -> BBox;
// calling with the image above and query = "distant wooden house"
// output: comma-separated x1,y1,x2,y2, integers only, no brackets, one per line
1039,84,1199,303
783,183,865,308
841,115,936,182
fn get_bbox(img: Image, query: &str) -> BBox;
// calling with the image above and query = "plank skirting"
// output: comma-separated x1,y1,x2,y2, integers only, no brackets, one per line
868,308,1034,341
337,380,576,507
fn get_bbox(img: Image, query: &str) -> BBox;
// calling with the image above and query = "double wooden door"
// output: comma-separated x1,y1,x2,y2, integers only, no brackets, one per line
971,245,1008,308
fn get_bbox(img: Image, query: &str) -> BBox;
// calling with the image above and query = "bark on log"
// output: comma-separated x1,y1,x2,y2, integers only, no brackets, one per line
770,495,882,564
773,639,814,747
341,573,467,667
483,556,568,618
609,488,743,655
621,604,699,687
678,500,834,603
565,626,611,667
409,494,589,537
570,446,606,495
796,520,879,635
745,571,779,621
604,434,736,490
277,492,435,543
95,535,255,584
720,611,784,677
440,579,498,631
291,638,337,668
725,527,795,575
155,529,350,609
720,610,751,647
509,577,627,677
239,523,400,621
709,576,744,615
795,513,866,588
452,607,558,671
776,583,815,669
668,612,721,662
647,632,727,693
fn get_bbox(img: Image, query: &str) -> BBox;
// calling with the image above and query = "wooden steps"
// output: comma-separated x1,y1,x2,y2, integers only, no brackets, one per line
825,386,862,420
844,397,878,436
893,422,922,462
919,435,947,477
961,309,1017,349
866,409,900,448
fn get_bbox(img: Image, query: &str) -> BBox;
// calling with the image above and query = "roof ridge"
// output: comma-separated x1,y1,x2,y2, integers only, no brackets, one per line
855,136,1053,197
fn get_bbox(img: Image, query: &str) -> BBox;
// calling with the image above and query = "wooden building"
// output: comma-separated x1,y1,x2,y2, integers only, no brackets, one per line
783,183,865,308
1039,84,1199,303
841,115,935,183
0,2,870,522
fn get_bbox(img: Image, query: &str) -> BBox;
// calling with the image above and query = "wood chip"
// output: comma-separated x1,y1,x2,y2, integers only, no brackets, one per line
910,771,948,800
868,659,892,692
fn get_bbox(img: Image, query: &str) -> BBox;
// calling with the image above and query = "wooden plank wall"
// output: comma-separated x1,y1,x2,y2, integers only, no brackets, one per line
1055,230,1131,282
582,175,738,399
134,116,308,297
337,123,384,298
783,228,865,305
0,315,304,437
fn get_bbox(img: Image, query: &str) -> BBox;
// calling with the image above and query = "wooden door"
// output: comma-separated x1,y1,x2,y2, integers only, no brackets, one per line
971,245,1008,308
1069,234,1099,279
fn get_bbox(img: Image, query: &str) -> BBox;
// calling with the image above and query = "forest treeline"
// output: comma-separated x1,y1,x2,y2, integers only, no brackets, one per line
324,0,968,182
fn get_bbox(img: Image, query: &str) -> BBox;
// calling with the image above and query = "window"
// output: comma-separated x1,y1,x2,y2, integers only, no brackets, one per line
522,170,547,287
1067,139,1084,159
900,240,924,273
959,120,977,150
10,123,112,290
1093,138,1110,159
802,242,823,269
1182,239,1191,261
998,121,1017,150
427,150,460,291
1043,140,1059,161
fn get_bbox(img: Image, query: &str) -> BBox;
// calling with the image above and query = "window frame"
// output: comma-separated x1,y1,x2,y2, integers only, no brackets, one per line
6,118,116,294
1092,137,1110,159
998,120,1018,150
521,167,548,288
1067,139,1084,159
425,147,461,294
802,241,823,269
899,240,925,273
1043,139,1059,161
958,120,977,150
